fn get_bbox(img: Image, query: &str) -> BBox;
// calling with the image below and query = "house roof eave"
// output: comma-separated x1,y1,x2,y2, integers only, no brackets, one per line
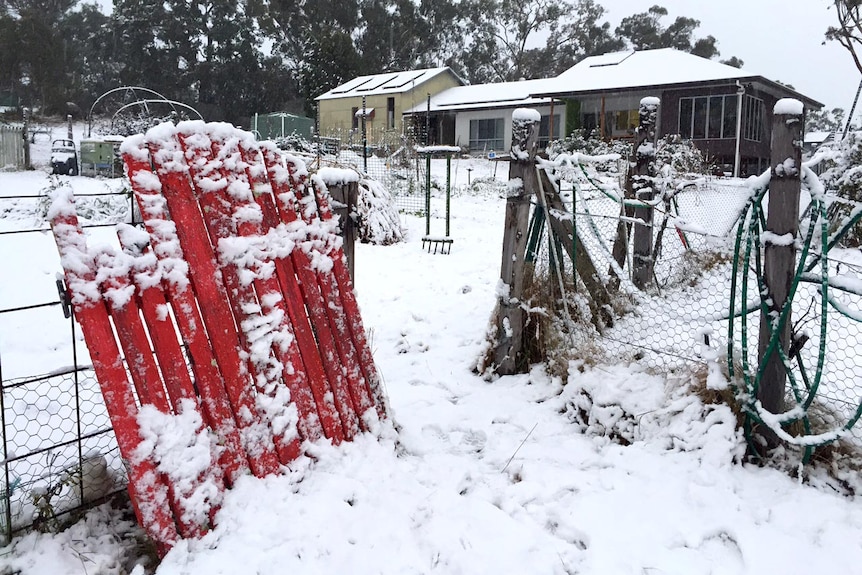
531,75,823,109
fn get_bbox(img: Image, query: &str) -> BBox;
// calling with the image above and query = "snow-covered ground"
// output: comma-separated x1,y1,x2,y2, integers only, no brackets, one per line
1,132,862,574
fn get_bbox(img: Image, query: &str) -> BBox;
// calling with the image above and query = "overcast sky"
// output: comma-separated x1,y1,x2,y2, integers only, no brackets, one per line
604,0,858,111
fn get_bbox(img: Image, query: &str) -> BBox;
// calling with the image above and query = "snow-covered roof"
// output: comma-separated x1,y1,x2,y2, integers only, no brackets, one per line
403,79,558,114
804,131,833,144
316,67,461,101
400,49,820,116
534,48,822,107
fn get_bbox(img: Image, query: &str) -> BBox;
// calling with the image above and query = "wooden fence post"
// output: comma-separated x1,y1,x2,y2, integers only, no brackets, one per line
328,182,357,282
631,97,659,290
22,107,31,170
493,109,540,375
757,99,804,435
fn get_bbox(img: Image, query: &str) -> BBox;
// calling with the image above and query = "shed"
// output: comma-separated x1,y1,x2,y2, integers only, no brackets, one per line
251,112,315,141
315,67,464,139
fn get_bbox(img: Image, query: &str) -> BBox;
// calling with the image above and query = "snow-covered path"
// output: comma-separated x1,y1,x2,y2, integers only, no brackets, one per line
157,200,862,575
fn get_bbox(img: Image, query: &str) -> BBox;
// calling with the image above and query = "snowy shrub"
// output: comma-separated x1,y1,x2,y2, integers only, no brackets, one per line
548,131,709,177
818,130,862,246
654,134,708,175
547,130,631,173
356,176,404,245
274,133,315,155
562,362,745,465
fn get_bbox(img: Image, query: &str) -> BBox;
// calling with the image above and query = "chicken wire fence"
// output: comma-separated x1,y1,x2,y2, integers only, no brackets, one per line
0,364,124,543
529,156,862,452
526,157,735,371
0,189,136,544
313,131,429,215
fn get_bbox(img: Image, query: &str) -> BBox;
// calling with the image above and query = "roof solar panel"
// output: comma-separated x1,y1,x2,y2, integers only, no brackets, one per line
331,77,375,95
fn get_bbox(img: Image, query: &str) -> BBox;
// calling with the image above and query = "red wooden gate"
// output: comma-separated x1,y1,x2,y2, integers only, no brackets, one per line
48,121,388,555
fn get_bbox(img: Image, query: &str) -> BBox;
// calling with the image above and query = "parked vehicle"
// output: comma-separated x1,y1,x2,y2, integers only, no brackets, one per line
50,139,78,175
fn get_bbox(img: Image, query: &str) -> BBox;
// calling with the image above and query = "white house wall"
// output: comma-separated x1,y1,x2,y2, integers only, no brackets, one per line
454,105,562,155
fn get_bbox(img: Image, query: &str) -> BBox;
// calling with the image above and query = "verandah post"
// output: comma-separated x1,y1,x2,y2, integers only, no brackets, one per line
492,109,540,375
756,99,804,441
631,97,660,290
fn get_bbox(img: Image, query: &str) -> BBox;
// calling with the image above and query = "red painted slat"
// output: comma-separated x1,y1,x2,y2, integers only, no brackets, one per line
116,228,197,408
259,144,361,439
48,189,179,554
208,135,325,445
123,145,251,485
308,174,390,421
291,177,375,429
241,142,345,443
175,129,303,463
144,136,282,477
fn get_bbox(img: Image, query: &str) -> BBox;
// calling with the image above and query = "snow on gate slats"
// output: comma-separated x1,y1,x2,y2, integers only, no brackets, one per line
47,120,388,556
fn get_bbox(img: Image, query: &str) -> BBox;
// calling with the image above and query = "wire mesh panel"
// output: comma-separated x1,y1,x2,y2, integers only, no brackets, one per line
531,173,737,374
0,189,133,544
530,154,862,454
1,366,123,541
335,146,427,216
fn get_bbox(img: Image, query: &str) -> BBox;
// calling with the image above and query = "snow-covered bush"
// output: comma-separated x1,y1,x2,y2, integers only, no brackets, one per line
654,134,708,175
547,130,631,173
818,130,862,246
355,176,404,245
548,131,708,176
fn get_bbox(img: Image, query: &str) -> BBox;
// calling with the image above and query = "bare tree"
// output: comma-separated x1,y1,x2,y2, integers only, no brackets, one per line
826,0,862,75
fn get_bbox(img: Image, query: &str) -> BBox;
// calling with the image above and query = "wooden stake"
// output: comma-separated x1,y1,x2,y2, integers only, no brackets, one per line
757,101,804,433
631,97,660,290
493,113,539,375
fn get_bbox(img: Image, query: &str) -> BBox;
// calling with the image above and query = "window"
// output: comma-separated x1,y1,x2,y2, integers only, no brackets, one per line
742,95,764,142
614,109,638,133
469,117,504,152
387,97,395,129
351,107,359,130
708,96,723,139
539,114,561,147
723,97,738,139
583,113,598,134
678,94,740,140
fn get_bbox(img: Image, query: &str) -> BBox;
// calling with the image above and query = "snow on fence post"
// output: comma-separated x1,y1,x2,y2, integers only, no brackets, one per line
631,97,660,290
493,108,540,375
756,98,804,446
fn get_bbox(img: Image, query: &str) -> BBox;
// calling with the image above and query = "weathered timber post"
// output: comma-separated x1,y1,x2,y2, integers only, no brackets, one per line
67,114,73,140
631,97,660,290
756,98,804,441
493,109,540,375
328,181,358,282
22,107,31,170
538,168,613,329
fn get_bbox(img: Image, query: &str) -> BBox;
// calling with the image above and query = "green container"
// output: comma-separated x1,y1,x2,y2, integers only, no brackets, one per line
80,138,123,177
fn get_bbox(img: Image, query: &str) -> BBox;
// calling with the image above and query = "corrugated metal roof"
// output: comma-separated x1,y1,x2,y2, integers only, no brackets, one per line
404,79,557,114
316,67,459,100
534,48,822,107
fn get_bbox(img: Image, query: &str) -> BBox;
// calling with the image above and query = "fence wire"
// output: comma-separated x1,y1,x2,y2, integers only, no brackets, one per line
0,189,133,544
316,134,429,216
0,366,124,541
530,157,862,452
